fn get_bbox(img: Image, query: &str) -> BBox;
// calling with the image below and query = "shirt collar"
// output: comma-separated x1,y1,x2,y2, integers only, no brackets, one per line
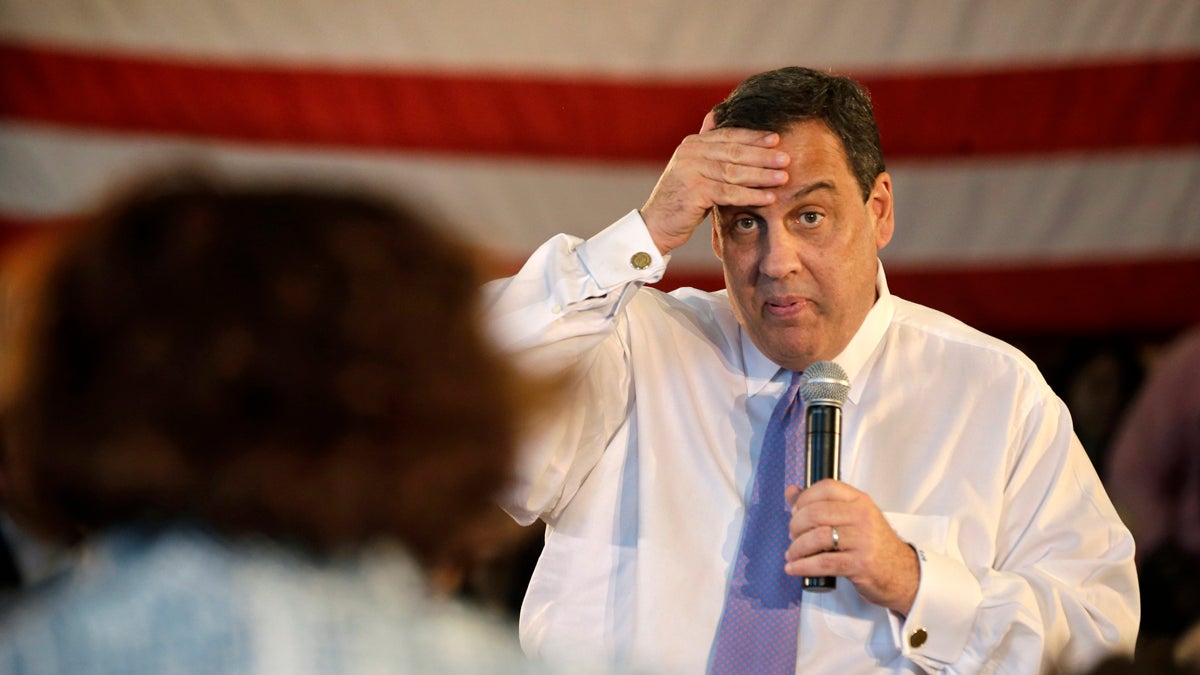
742,260,895,404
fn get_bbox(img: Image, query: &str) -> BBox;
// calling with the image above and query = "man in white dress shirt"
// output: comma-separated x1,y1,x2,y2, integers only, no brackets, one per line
486,67,1138,674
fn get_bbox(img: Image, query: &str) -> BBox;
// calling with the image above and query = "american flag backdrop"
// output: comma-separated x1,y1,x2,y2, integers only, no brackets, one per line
1,0,1198,336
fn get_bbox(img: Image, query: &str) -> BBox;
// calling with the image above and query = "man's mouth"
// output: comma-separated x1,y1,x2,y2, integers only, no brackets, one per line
763,296,808,318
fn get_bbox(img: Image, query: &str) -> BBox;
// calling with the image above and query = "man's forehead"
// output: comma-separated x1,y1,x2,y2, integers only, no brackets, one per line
714,179,841,216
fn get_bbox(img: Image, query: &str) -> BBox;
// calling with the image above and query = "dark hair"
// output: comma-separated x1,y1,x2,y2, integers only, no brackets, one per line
712,66,886,201
0,172,546,565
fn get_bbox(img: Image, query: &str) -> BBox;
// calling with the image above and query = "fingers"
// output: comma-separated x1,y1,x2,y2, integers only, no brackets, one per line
787,511,844,554
784,480,861,559
700,110,717,133
700,124,782,147
785,523,842,559
788,479,855,529
784,484,803,510
693,128,787,167
678,128,789,186
695,154,790,192
640,125,788,253
781,482,920,614
783,521,919,615
783,525,844,576
784,481,851,562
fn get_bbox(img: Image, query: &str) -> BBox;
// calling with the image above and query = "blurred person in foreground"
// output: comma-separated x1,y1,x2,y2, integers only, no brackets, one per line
0,254,81,596
0,173,554,673
486,66,1138,673
1106,325,1200,672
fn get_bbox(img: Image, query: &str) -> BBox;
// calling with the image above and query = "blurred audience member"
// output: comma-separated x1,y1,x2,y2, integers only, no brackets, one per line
0,513,76,592
0,172,554,673
1063,340,1144,470
1107,325,1200,672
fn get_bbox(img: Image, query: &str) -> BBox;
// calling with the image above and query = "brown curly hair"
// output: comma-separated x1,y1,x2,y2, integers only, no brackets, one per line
0,172,542,565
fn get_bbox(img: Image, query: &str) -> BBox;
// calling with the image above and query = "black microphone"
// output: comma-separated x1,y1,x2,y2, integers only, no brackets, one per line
799,360,849,592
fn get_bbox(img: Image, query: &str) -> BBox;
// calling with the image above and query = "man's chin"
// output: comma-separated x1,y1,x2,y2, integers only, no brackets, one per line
753,334,820,371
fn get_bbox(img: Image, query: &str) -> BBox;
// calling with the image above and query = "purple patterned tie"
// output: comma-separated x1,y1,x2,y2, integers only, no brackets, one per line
709,370,806,674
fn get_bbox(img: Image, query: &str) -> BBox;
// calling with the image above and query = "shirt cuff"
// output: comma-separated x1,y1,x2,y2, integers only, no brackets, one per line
577,210,667,289
897,544,983,667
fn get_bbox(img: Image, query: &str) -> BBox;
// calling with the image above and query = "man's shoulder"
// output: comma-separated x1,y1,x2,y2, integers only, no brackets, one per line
888,295,1041,378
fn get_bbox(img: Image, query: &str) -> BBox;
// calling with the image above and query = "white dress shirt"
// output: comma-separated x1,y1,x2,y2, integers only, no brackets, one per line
486,211,1139,674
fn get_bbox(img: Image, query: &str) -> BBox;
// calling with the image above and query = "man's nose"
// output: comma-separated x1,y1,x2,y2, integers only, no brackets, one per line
758,225,803,279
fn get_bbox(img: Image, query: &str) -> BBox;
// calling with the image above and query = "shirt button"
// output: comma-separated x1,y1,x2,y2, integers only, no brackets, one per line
909,627,928,648
630,251,652,270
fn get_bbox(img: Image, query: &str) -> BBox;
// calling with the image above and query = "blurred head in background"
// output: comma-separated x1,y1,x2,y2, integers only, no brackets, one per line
0,171,543,570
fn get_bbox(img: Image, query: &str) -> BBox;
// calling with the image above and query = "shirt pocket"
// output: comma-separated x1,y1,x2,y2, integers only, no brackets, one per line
810,512,950,646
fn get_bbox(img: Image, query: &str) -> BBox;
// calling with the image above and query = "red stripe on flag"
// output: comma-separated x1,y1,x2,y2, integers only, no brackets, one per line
0,214,60,246
656,257,1200,335
869,60,1200,158
1,43,1197,161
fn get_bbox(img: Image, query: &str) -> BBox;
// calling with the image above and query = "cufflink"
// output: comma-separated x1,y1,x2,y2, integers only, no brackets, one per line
908,627,928,648
630,251,652,270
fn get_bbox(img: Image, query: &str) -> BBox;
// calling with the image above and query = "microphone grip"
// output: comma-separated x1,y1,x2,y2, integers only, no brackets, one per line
802,404,840,592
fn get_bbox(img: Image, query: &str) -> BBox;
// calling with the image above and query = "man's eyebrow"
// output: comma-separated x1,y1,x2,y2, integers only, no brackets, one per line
783,180,836,203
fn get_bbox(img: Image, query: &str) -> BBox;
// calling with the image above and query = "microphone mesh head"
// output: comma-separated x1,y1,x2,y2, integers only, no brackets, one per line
800,361,850,407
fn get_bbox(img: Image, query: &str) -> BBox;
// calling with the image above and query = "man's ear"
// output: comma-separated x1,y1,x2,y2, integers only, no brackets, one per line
869,172,895,250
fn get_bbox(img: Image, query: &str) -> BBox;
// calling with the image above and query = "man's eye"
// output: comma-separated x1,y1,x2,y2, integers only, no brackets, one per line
798,212,824,227
733,217,758,232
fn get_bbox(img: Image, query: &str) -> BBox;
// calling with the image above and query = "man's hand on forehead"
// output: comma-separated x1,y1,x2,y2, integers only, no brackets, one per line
639,112,790,255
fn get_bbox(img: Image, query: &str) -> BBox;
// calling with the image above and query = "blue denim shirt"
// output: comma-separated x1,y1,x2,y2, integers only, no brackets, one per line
0,526,540,674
